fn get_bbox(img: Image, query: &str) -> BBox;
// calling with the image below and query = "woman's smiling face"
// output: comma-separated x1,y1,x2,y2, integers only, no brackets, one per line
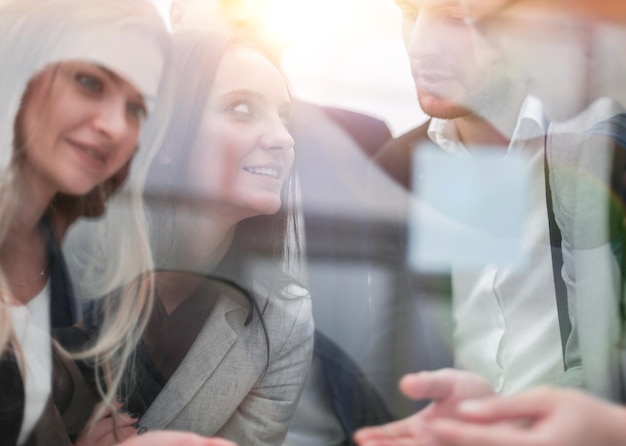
187,45,295,220
17,60,149,198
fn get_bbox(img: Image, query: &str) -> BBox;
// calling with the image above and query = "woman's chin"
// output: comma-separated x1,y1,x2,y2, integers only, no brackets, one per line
241,196,283,218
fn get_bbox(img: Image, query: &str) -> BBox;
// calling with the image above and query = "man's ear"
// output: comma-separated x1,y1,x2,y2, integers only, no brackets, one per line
170,0,186,32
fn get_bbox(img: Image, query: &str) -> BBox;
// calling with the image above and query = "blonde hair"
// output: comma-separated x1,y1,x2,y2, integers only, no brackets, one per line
0,0,169,433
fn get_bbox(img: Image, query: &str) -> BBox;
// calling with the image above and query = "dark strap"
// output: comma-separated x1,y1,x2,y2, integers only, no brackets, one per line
543,142,572,363
38,214,77,328
586,114,626,402
314,330,393,443
0,352,24,446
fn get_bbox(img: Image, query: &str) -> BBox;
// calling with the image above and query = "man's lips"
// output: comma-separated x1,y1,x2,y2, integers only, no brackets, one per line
410,59,458,84
415,72,456,83
412,70,459,96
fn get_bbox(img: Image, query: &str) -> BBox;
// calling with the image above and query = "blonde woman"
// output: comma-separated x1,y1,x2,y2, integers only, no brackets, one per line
0,1,234,445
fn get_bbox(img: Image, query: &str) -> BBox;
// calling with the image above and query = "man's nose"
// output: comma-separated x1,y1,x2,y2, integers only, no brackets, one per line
407,10,448,61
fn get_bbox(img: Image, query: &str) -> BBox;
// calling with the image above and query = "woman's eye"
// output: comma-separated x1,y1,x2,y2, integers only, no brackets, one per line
127,102,147,120
231,102,253,116
76,74,103,93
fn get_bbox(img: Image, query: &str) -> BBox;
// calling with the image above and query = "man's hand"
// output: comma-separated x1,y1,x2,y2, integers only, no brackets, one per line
430,387,626,446
118,431,237,446
354,369,494,445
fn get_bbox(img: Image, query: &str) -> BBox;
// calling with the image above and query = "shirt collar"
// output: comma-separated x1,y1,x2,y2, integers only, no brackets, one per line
427,117,468,156
426,95,548,156
511,95,548,142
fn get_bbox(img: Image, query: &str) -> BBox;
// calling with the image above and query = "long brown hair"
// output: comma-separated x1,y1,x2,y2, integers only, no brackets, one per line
145,30,302,290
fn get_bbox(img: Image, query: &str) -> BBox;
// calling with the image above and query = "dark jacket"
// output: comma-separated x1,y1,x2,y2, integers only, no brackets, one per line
315,330,393,445
0,217,96,446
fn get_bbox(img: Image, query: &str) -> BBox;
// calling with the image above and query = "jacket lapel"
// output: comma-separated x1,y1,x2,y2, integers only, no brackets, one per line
139,296,242,428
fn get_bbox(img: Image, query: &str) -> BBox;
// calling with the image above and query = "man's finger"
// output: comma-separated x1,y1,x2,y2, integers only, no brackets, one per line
118,432,237,446
455,389,552,423
400,369,462,401
354,414,430,444
431,418,531,446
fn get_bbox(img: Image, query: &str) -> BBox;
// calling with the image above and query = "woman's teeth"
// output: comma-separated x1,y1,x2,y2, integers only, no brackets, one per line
244,167,279,179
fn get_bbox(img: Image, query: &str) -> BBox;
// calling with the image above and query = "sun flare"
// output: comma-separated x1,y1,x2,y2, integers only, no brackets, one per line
221,0,353,51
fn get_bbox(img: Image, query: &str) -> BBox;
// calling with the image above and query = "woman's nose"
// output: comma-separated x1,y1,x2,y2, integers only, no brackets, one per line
92,98,130,142
260,117,295,151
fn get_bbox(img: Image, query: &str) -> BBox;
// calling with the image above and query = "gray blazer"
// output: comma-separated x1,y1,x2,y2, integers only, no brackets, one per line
137,282,314,445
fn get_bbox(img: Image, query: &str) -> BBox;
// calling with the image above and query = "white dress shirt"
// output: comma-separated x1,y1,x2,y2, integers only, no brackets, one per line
10,282,52,445
427,97,565,394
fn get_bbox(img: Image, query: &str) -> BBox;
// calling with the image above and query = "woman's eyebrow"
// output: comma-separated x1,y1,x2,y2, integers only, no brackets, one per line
221,89,290,104
95,64,122,85
94,63,151,104
220,89,263,100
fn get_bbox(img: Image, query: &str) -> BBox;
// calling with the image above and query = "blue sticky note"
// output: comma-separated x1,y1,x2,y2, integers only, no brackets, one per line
409,144,529,272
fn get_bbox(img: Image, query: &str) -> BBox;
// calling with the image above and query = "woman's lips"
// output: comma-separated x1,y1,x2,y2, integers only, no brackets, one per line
67,139,108,167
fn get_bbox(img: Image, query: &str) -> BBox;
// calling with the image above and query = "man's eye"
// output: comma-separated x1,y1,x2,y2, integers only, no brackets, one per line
446,8,470,23
400,7,419,20
425,4,470,24
76,74,103,93
395,0,420,19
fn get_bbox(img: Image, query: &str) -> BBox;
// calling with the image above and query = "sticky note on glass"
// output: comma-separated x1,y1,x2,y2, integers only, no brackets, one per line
408,144,530,272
